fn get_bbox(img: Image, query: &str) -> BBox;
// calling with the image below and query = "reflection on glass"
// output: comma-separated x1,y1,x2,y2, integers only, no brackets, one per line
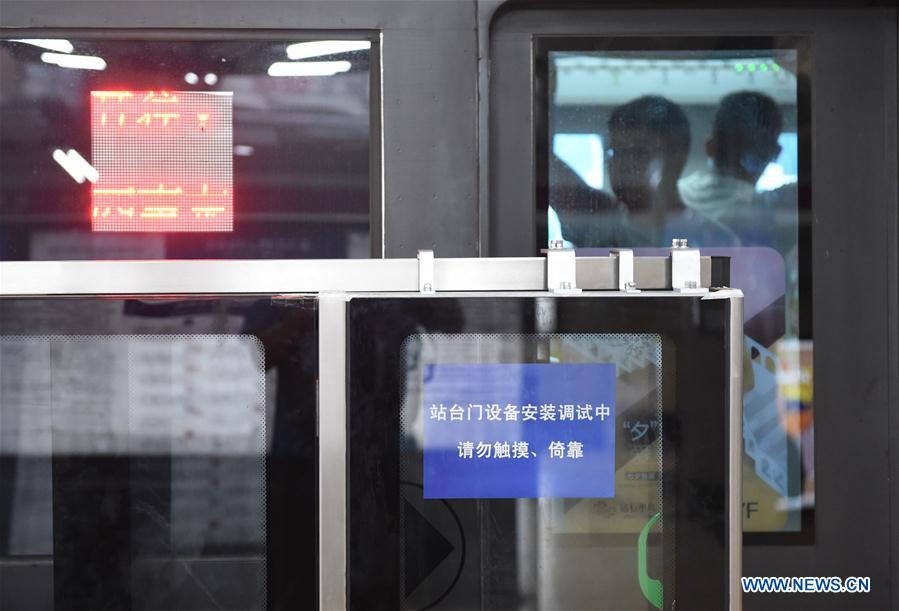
0,298,317,609
400,334,665,610
0,37,372,260
545,42,811,534
349,296,736,609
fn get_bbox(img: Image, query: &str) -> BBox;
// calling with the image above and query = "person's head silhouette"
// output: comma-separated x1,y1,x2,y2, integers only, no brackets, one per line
607,95,690,215
708,91,783,185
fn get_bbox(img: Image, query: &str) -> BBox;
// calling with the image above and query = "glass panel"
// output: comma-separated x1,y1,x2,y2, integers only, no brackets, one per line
539,38,812,537
0,37,373,260
0,297,317,609
401,333,663,610
348,296,735,610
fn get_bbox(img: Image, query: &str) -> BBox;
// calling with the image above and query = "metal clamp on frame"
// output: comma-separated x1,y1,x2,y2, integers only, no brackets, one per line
611,249,640,293
670,238,708,294
543,240,581,294
417,249,435,293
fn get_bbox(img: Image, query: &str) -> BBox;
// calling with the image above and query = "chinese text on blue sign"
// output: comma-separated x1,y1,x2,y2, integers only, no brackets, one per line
422,363,616,499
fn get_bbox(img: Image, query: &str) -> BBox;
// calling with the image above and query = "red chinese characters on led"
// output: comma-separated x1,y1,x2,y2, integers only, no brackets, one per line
90,90,234,232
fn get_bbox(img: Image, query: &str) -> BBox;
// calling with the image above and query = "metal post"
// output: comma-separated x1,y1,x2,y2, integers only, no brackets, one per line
319,294,348,611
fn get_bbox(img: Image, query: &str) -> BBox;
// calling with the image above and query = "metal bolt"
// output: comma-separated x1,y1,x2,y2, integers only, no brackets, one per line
624,281,636,291
671,238,689,249
549,239,565,250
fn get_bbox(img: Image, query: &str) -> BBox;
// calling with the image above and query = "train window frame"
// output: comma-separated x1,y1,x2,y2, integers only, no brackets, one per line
0,28,384,259
533,34,813,546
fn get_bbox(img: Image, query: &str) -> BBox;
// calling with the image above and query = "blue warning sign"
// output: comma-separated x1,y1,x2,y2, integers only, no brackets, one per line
422,363,616,499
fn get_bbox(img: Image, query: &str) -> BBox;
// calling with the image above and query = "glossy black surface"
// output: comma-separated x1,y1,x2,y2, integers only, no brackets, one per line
347,296,735,611
0,297,318,610
0,36,373,260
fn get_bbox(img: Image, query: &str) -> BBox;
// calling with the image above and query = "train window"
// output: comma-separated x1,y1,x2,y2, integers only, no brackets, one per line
0,35,376,260
0,297,317,609
347,295,740,610
536,37,812,538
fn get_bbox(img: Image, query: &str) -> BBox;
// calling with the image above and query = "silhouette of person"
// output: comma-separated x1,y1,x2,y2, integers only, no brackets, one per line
548,153,620,247
605,95,739,247
678,90,793,249
607,95,690,219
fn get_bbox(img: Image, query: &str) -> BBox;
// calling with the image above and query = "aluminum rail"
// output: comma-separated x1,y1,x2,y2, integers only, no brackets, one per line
0,255,711,296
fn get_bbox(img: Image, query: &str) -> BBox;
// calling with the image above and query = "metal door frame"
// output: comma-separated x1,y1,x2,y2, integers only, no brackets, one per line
1,254,742,610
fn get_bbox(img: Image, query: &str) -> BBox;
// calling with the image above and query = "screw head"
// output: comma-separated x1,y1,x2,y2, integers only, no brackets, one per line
549,239,565,250
559,281,572,290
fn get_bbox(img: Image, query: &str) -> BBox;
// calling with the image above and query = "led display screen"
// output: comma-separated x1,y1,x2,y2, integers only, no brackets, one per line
91,90,233,232
0,37,373,259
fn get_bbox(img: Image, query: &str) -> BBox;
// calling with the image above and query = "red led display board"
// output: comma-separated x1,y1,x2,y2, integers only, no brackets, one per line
90,90,233,232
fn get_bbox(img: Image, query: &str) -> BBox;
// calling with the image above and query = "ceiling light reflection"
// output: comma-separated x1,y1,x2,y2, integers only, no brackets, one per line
52,149,83,183
12,39,74,54
52,149,98,184
41,52,106,70
267,60,352,77
285,40,370,60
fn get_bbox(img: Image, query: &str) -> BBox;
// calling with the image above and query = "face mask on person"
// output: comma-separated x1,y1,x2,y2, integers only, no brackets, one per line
738,151,771,180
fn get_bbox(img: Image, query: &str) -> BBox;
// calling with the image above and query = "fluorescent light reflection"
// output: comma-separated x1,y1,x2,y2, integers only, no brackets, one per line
41,52,106,71
285,40,370,60
267,60,351,77
12,38,74,54
53,149,98,184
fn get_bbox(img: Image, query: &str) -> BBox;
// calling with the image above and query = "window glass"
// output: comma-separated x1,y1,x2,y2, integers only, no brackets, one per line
0,297,318,609
400,333,665,610
348,296,736,609
0,37,373,260
539,38,812,536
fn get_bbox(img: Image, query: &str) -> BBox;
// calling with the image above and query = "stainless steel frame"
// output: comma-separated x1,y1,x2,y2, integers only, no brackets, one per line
706,287,745,611
0,256,742,611
731,292,745,611
319,293,349,611
321,288,743,611
0,255,712,296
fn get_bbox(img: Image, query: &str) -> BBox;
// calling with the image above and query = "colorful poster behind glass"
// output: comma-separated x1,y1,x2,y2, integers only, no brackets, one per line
91,90,233,232
422,363,616,499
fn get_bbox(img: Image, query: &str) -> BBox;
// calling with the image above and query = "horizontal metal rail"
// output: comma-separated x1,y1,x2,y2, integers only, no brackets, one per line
0,255,711,296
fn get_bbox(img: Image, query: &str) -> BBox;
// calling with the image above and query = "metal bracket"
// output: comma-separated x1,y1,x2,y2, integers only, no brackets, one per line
543,240,581,294
417,249,435,293
611,249,640,293
670,239,708,294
